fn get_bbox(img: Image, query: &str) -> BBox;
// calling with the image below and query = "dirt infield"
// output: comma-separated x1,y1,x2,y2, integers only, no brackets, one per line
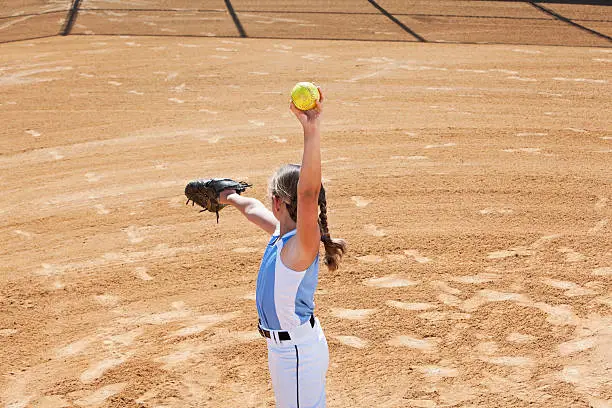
1,2,611,408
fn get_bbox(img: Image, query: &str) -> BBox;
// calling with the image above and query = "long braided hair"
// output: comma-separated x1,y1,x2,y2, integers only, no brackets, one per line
270,164,346,271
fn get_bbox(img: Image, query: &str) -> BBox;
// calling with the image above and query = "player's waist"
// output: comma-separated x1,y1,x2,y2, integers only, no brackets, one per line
255,294,315,326
258,314,317,344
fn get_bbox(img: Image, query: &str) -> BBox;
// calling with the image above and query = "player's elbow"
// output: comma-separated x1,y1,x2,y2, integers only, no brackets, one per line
244,199,264,216
298,177,321,197
297,186,320,203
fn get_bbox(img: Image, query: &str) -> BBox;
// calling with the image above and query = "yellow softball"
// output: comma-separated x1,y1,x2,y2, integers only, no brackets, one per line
290,82,320,111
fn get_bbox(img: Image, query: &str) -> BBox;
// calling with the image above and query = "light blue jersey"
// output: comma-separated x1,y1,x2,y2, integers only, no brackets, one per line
256,229,319,331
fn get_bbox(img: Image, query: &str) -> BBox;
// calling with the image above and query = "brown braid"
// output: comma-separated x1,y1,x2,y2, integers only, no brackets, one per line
270,164,346,271
318,186,347,271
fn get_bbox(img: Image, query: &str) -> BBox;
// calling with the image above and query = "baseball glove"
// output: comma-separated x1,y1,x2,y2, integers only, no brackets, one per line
185,178,251,223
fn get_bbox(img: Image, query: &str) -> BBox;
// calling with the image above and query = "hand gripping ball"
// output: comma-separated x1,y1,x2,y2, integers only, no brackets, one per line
290,82,320,111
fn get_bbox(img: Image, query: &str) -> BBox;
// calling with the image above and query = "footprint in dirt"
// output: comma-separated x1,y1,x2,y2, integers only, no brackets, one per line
529,234,562,249
541,278,596,296
438,293,462,307
516,132,547,137
93,294,120,307
48,150,64,160
134,266,153,281
123,226,145,244
364,224,386,237
351,196,372,208
55,337,94,358
479,208,513,215
93,204,110,215
0,328,18,337
167,311,240,338
25,129,41,137
85,172,101,182
404,250,431,263
381,254,404,262
14,229,34,239
364,275,418,288
248,119,265,127
31,395,71,407
431,280,461,295
594,197,608,210
461,290,580,326
74,383,127,406
487,247,534,259
418,311,471,322
241,292,256,300
36,263,64,276
488,235,560,260
388,335,440,353
557,247,586,262
506,332,536,344
390,155,428,161
587,219,608,235
532,302,579,326
357,254,383,264
80,356,130,384
424,142,456,149
415,365,458,378
386,300,437,311
558,337,597,356
450,273,499,284
155,349,199,369
330,308,376,321
269,135,287,143
332,335,368,349
592,267,611,277
460,290,528,312
107,327,144,347
502,147,542,155
480,356,534,368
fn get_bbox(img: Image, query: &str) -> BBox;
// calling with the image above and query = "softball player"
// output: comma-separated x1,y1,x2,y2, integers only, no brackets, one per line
219,88,346,407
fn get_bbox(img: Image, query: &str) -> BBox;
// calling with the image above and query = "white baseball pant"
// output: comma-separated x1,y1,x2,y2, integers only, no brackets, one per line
265,318,329,408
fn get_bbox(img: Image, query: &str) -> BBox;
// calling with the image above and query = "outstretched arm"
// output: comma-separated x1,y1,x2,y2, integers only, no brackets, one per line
283,88,324,270
219,190,278,235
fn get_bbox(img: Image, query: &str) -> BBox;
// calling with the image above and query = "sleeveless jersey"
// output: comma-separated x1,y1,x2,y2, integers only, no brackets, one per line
256,229,319,331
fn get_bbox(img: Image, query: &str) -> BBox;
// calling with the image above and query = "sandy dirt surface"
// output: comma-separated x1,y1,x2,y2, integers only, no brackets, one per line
0,1,71,17
0,6,68,44
1,3,611,408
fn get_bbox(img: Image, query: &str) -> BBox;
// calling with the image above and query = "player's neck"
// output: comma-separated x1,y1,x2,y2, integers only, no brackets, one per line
279,220,296,237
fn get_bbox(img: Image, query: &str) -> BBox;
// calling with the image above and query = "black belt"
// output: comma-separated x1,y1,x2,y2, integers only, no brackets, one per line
258,315,315,341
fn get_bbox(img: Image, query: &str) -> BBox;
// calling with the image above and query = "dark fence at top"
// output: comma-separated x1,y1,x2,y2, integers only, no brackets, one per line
1,0,610,46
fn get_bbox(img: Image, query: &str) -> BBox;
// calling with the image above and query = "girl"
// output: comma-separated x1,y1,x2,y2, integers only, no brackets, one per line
219,88,346,408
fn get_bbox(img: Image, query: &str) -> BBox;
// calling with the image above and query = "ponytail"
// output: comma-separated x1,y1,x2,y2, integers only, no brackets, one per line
270,165,347,270
318,187,346,271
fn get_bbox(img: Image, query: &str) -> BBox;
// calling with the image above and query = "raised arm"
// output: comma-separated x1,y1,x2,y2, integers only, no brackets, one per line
283,89,324,270
219,190,278,235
